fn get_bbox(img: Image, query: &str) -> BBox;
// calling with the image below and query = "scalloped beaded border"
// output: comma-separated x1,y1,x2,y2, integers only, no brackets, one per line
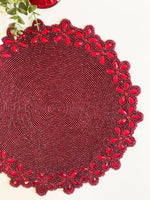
0,19,143,195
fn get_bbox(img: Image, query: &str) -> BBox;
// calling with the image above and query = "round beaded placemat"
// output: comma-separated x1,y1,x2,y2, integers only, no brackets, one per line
0,19,143,195
29,0,59,8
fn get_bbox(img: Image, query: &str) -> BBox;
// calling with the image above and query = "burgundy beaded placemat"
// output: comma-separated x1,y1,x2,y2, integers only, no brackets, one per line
0,19,143,195
29,0,59,8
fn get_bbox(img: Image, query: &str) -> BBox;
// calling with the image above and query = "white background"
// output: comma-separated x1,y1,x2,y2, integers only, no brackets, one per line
0,0,149,199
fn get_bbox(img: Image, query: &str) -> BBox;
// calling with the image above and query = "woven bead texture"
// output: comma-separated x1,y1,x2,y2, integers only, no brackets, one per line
0,19,143,195
29,0,59,8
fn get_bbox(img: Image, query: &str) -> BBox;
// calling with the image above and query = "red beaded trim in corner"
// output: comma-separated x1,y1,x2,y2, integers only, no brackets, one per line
0,19,143,195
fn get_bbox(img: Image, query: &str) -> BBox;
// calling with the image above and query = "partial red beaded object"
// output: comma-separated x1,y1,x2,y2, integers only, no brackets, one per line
0,19,143,195
29,0,60,8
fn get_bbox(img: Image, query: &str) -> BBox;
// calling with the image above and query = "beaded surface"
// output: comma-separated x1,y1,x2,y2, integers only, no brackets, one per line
0,19,143,195
29,0,59,8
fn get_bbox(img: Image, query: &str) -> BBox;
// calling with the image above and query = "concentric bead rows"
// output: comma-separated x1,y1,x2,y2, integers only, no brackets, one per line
0,19,143,195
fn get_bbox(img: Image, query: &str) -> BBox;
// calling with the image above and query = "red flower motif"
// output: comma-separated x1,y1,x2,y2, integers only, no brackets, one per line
75,26,98,52
28,29,50,44
98,147,121,170
9,164,32,188
119,107,142,128
58,171,81,194
92,40,116,64
33,173,55,195
3,33,27,53
80,162,102,185
107,60,129,83
117,82,140,104
53,21,75,44
0,151,14,173
26,19,50,44
111,127,136,150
